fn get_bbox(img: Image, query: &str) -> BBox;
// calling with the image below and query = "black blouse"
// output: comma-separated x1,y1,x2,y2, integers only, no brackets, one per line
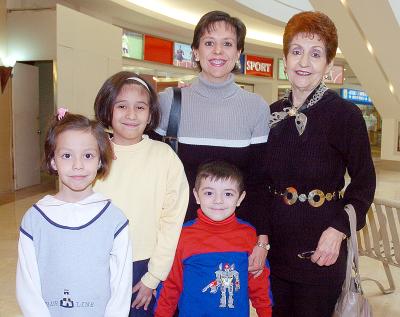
261,89,376,285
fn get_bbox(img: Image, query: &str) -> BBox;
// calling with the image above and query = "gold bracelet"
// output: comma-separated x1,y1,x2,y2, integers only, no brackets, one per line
255,241,270,251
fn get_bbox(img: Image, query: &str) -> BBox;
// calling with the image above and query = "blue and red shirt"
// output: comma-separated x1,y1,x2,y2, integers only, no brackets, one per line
154,209,272,317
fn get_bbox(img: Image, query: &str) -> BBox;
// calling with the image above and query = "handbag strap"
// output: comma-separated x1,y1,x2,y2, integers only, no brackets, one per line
344,204,363,291
164,87,181,152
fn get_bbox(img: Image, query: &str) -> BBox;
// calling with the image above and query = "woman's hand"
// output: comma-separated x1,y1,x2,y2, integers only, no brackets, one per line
131,281,154,310
248,235,268,277
311,227,346,266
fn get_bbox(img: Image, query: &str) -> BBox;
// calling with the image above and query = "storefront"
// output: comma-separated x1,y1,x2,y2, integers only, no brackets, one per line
340,88,381,154
121,29,276,100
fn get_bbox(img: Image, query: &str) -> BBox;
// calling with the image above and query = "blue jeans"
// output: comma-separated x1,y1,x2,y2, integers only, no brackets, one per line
129,259,156,317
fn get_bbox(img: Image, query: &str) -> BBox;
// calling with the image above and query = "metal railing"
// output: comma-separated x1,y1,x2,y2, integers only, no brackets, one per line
357,197,400,294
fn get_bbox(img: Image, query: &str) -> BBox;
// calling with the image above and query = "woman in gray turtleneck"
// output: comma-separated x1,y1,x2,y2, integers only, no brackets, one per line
154,10,271,278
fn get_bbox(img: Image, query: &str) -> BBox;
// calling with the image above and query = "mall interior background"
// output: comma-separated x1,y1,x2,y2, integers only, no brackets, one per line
0,0,400,316
1,0,400,192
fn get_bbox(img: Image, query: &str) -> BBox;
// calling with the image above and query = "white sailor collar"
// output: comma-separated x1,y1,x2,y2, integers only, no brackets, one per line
37,192,109,207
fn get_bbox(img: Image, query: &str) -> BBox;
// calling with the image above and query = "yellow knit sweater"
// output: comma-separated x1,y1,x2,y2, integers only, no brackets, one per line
94,136,189,289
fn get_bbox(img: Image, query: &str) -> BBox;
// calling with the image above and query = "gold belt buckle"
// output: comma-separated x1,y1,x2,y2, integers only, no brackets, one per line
283,187,298,205
308,189,325,207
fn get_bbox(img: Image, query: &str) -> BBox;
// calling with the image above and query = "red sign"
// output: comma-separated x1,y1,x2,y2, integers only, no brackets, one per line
245,55,273,77
144,35,173,65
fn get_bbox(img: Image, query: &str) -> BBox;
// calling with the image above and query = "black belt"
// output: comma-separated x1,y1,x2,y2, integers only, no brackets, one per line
268,186,343,208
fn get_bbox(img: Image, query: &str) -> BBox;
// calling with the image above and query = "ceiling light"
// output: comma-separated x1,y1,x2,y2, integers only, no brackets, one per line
1,56,16,67
366,41,374,55
389,83,394,94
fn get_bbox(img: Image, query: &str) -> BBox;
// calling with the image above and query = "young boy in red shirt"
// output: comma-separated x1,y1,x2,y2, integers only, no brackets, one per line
154,161,273,317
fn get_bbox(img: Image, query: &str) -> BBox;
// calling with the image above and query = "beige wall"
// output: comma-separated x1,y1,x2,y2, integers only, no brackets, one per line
0,0,6,60
7,9,56,61
0,0,13,192
0,80,14,193
56,4,122,118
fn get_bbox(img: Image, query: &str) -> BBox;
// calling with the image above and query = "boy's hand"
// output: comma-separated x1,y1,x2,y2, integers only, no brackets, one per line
248,235,268,278
131,281,154,310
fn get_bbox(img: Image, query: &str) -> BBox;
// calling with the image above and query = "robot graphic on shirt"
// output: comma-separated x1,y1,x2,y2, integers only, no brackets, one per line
202,263,240,308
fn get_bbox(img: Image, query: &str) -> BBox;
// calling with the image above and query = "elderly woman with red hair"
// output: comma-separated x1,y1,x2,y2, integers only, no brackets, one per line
260,11,376,316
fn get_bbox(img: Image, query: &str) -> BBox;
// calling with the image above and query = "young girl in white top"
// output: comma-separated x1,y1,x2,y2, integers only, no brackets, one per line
93,72,189,316
16,110,132,317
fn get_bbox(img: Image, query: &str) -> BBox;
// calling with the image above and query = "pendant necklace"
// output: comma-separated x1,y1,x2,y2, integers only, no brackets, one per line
287,105,299,116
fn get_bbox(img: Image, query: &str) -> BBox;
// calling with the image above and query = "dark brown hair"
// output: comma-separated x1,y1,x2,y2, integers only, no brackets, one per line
44,112,113,179
94,71,160,132
195,160,244,193
283,11,338,64
191,10,246,71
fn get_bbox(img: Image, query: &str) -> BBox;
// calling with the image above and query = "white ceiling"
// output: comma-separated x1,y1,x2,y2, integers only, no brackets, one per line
388,0,400,26
235,0,313,22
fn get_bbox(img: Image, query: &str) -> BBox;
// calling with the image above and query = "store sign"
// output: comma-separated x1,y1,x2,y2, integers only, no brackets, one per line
238,54,245,73
173,42,195,68
278,58,287,80
122,31,143,60
245,55,273,77
340,88,372,105
144,35,173,65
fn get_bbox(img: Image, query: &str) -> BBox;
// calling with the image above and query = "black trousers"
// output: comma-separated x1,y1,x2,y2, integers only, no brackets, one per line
271,274,342,317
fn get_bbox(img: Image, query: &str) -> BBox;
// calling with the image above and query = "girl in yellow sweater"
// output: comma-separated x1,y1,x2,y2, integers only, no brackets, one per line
93,72,189,317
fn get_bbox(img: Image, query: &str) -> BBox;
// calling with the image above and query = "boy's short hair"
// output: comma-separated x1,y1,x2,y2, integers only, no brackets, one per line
195,161,244,193
43,112,113,179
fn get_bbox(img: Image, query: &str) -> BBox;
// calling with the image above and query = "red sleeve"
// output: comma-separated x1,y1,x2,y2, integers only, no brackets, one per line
246,228,272,317
248,267,272,317
154,239,184,317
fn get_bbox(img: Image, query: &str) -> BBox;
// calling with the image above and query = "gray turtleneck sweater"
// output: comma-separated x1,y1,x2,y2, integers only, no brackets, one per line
155,73,270,234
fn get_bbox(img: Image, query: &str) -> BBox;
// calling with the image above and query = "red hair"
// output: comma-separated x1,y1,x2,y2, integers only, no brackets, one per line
283,11,338,64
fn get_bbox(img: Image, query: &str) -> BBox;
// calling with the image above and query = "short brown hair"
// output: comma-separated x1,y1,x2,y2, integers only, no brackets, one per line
195,161,244,193
283,11,338,64
44,112,113,179
191,10,246,71
94,71,160,132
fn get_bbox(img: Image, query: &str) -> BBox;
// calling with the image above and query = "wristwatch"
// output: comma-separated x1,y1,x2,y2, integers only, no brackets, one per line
256,241,271,251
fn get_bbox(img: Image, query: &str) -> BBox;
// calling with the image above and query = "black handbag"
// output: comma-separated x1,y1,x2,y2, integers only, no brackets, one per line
162,87,181,153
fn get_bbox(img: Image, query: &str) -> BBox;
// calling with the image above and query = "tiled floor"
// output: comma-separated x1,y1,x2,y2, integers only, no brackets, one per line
1,159,400,316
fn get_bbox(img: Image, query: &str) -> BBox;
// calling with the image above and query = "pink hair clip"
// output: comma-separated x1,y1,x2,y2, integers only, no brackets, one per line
57,107,68,120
